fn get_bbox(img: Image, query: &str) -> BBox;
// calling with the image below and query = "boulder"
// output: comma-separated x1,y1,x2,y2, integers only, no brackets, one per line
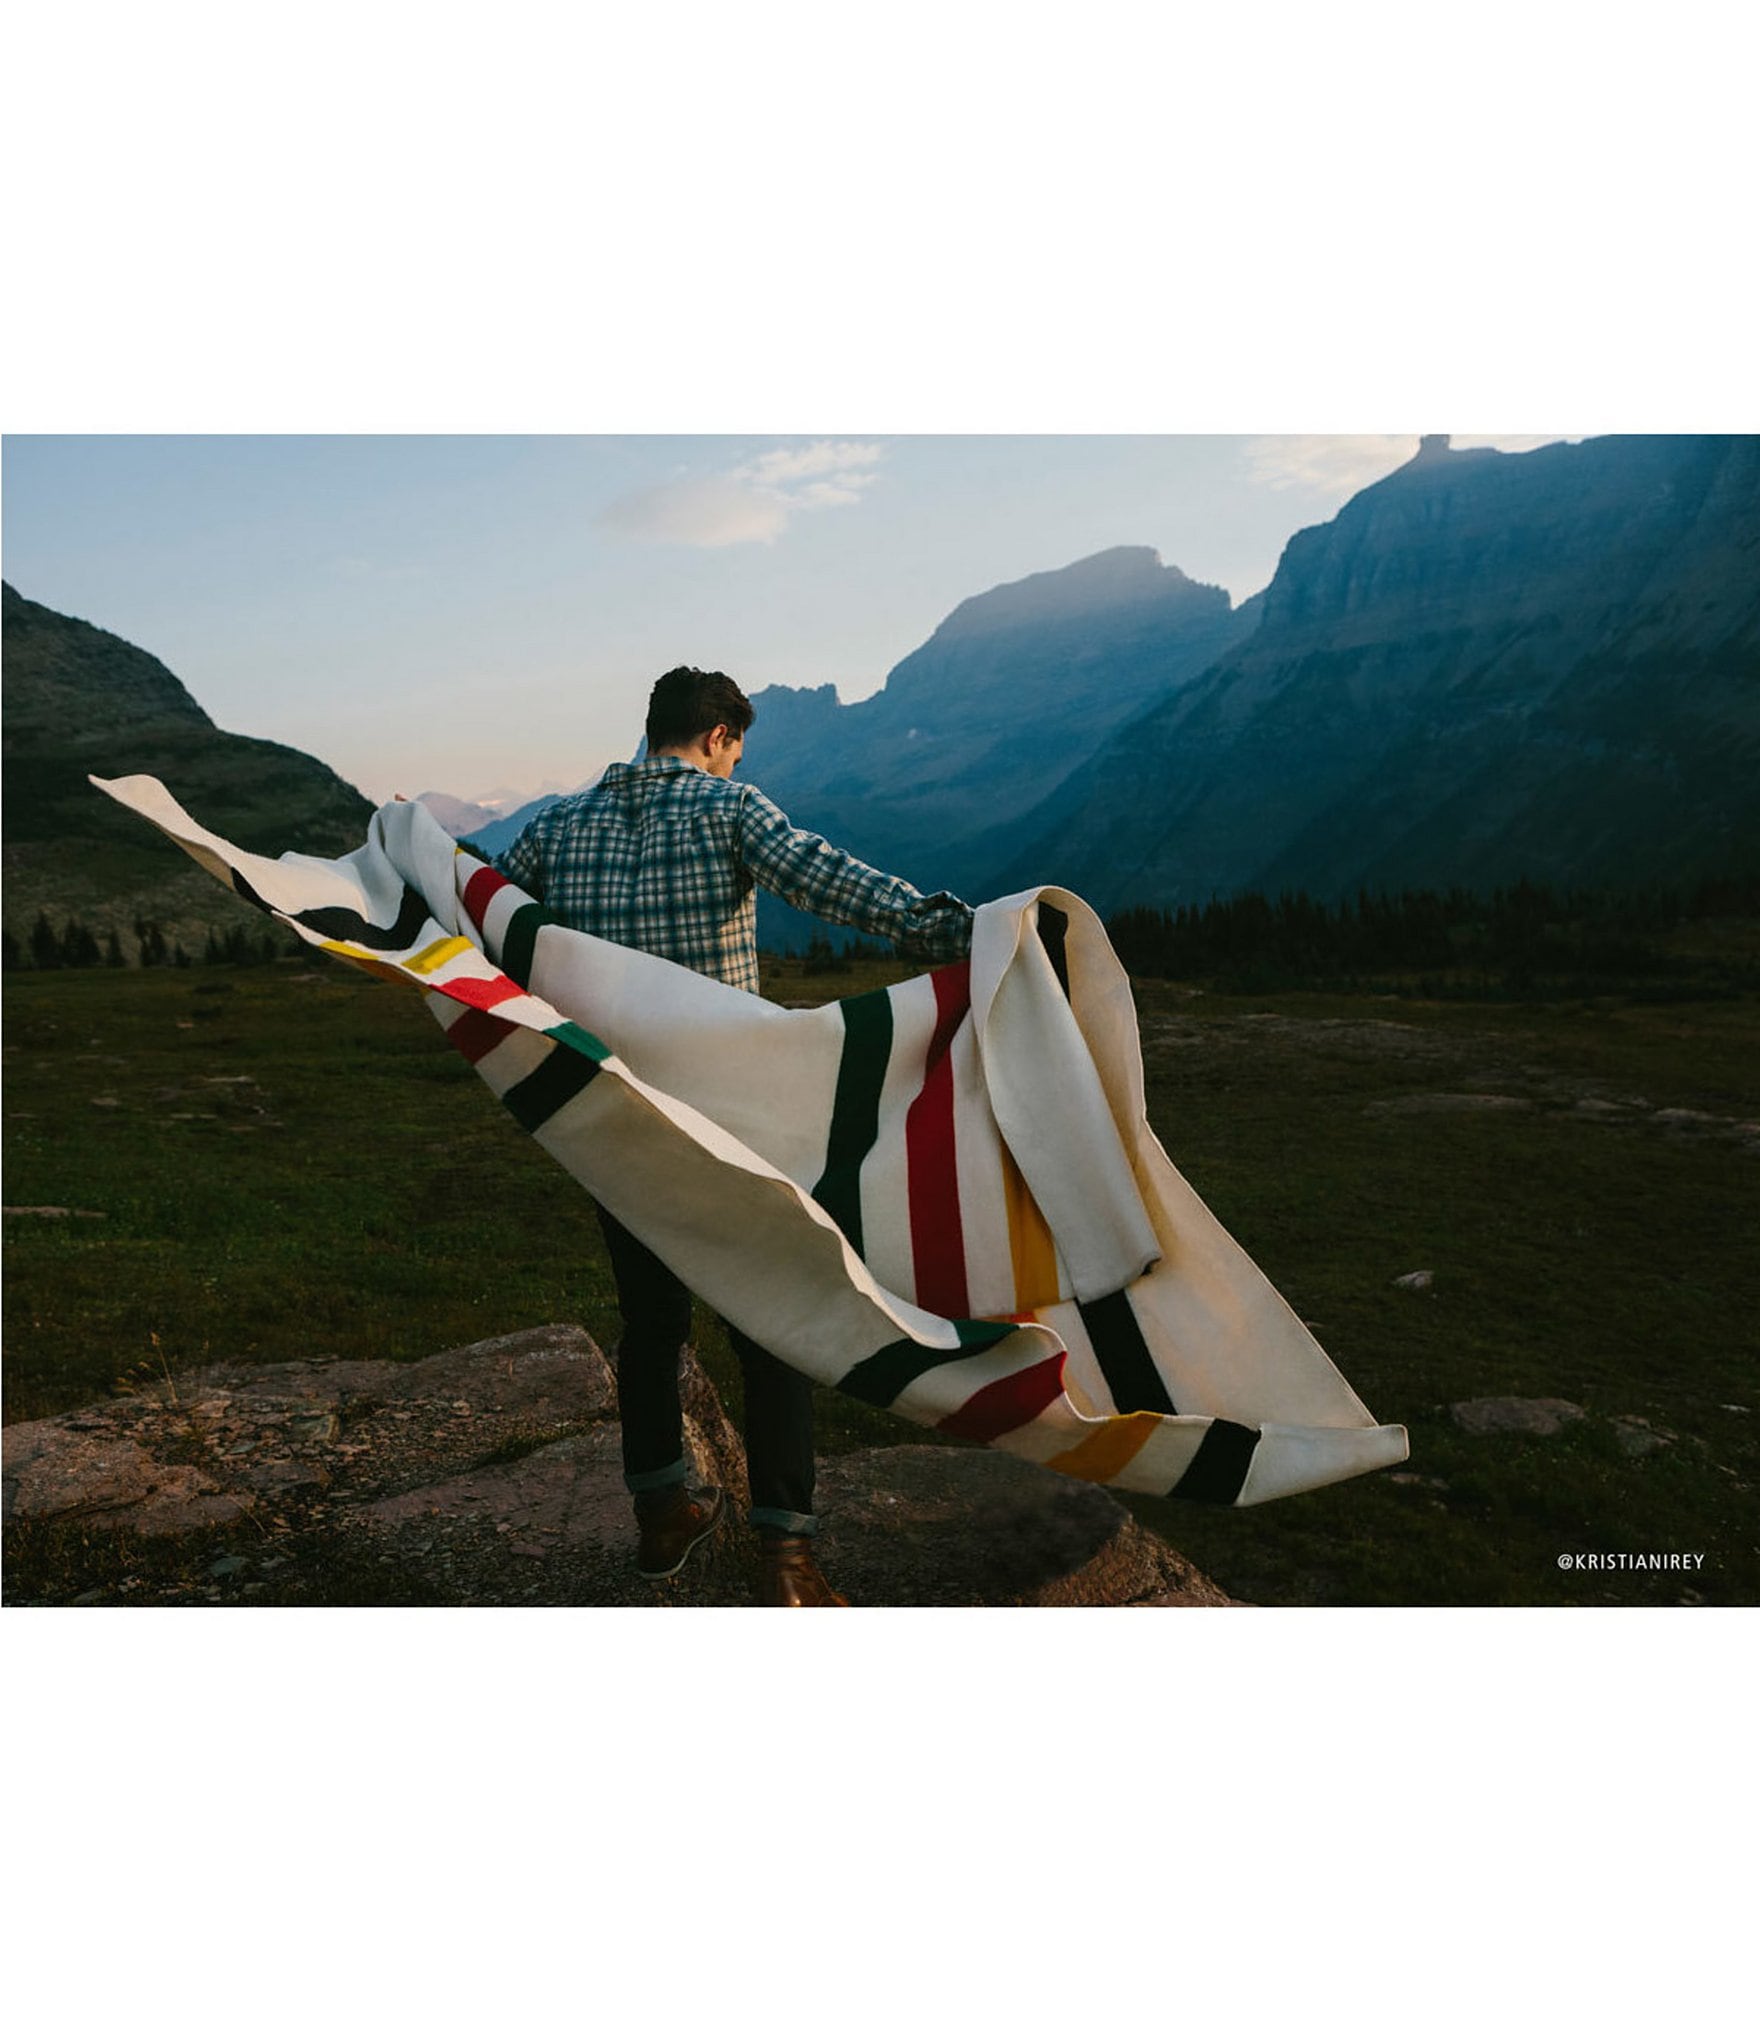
1610,1415,1677,1459
1450,1396,1586,1437
4,1422,249,1536
813,1445,1235,1606
4,1325,1234,1607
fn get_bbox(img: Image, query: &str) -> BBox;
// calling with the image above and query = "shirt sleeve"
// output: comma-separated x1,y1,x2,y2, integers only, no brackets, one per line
735,787,974,961
494,815,547,900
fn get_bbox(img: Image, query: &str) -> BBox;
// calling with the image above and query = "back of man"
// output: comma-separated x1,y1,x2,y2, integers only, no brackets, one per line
495,666,973,1605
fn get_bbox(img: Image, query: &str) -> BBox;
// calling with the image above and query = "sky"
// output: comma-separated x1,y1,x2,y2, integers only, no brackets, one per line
1,432,1573,806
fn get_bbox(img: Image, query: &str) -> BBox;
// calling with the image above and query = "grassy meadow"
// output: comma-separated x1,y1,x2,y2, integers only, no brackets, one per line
4,947,1757,1605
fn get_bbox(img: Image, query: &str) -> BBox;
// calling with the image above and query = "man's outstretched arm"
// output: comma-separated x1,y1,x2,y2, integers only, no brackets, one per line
737,787,973,960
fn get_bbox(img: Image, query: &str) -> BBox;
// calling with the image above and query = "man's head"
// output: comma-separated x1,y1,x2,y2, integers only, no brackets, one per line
645,666,754,779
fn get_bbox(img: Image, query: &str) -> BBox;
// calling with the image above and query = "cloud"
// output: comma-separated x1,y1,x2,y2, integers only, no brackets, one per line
1245,435,1422,494
739,442,883,488
1246,433,1581,495
599,476,792,547
600,440,884,548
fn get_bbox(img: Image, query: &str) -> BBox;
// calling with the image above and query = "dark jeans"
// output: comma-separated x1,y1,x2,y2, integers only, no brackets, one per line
594,1201,819,1536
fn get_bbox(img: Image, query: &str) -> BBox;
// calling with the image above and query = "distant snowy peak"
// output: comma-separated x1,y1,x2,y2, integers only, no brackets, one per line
418,776,599,838
416,791,503,836
416,774,606,857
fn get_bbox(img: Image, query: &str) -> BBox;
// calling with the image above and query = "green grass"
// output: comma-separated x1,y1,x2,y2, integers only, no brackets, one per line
4,955,1756,1604
1122,983,1760,1604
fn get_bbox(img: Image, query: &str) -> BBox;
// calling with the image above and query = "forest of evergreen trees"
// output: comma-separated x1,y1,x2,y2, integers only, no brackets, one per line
2,913,300,972
9,876,1759,997
1104,876,1760,997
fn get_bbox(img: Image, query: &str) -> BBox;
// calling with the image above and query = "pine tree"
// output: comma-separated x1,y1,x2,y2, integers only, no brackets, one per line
62,917,102,968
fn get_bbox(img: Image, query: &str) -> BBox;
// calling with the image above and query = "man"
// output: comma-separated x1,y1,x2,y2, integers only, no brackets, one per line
496,666,974,1606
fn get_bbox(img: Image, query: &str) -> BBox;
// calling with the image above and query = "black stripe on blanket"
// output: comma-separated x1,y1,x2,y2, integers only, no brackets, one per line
501,1045,600,1132
262,879,433,952
1167,1419,1261,1505
501,900,562,989
811,985,894,1256
1078,1289,1178,1417
1036,901,1071,999
230,869,274,914
837,1318,1016,1410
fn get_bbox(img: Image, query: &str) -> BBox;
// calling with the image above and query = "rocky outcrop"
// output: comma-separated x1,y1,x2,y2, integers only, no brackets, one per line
813,1446,1233,1606
3,1326,1239,1608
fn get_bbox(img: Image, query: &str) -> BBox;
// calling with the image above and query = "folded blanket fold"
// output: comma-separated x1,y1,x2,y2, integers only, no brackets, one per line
92,772,1409,1505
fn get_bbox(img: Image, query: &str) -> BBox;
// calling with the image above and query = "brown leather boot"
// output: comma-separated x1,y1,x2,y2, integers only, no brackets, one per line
758,1533,850,1607
634,1484,725,1580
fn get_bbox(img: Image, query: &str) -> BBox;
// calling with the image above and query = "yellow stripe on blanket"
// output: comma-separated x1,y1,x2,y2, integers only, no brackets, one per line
1044,1410,1162,1483
1001,1144,1060,1310
318,938,414,987
402,934,473,975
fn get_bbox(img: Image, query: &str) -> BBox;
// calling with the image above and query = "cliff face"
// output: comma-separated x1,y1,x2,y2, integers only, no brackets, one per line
743,546,1256,943
990,436,1760,910
3,583,374,949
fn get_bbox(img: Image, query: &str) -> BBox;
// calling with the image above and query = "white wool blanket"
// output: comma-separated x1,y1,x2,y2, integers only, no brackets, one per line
94,774,1408,1505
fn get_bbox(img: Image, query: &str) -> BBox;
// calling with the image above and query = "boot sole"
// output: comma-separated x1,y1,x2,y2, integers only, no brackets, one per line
635,1490,726,1580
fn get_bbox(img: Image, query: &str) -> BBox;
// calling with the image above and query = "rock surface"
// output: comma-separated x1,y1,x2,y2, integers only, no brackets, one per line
1610,1415,1677,1459
1449,1396,1587,1437
814,1446,1234,1606
3,1325,1237,1608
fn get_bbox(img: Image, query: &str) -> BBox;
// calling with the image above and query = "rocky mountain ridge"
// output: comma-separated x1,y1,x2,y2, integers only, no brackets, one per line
988,434,1760,911
3,582,374,951
741,544,1260,946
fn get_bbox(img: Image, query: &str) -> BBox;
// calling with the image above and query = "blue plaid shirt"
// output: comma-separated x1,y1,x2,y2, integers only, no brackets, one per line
494,757,973,994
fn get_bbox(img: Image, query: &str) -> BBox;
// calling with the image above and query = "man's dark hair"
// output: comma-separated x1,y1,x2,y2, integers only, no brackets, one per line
645,667,755,751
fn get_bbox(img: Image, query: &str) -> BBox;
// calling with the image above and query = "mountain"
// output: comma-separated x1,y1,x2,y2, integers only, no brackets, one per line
416,790,504,838
3,583,374,952
415,782,601,859
744,545,1259,946
465,788,588,859
987,435,1760,912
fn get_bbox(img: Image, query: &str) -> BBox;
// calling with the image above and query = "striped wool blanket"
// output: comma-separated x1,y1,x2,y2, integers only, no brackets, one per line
95,774,1408,1506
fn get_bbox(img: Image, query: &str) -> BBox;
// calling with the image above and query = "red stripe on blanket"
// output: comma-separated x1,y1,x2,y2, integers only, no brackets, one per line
906,960,972,1317
434,971,526,1014
462,865,510,933
446,1006,520,1064
936,1348,1068,1443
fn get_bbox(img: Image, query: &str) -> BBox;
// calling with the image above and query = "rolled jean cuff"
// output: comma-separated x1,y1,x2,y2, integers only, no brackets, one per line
625,1455,691,1496
750,1505,820,1537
